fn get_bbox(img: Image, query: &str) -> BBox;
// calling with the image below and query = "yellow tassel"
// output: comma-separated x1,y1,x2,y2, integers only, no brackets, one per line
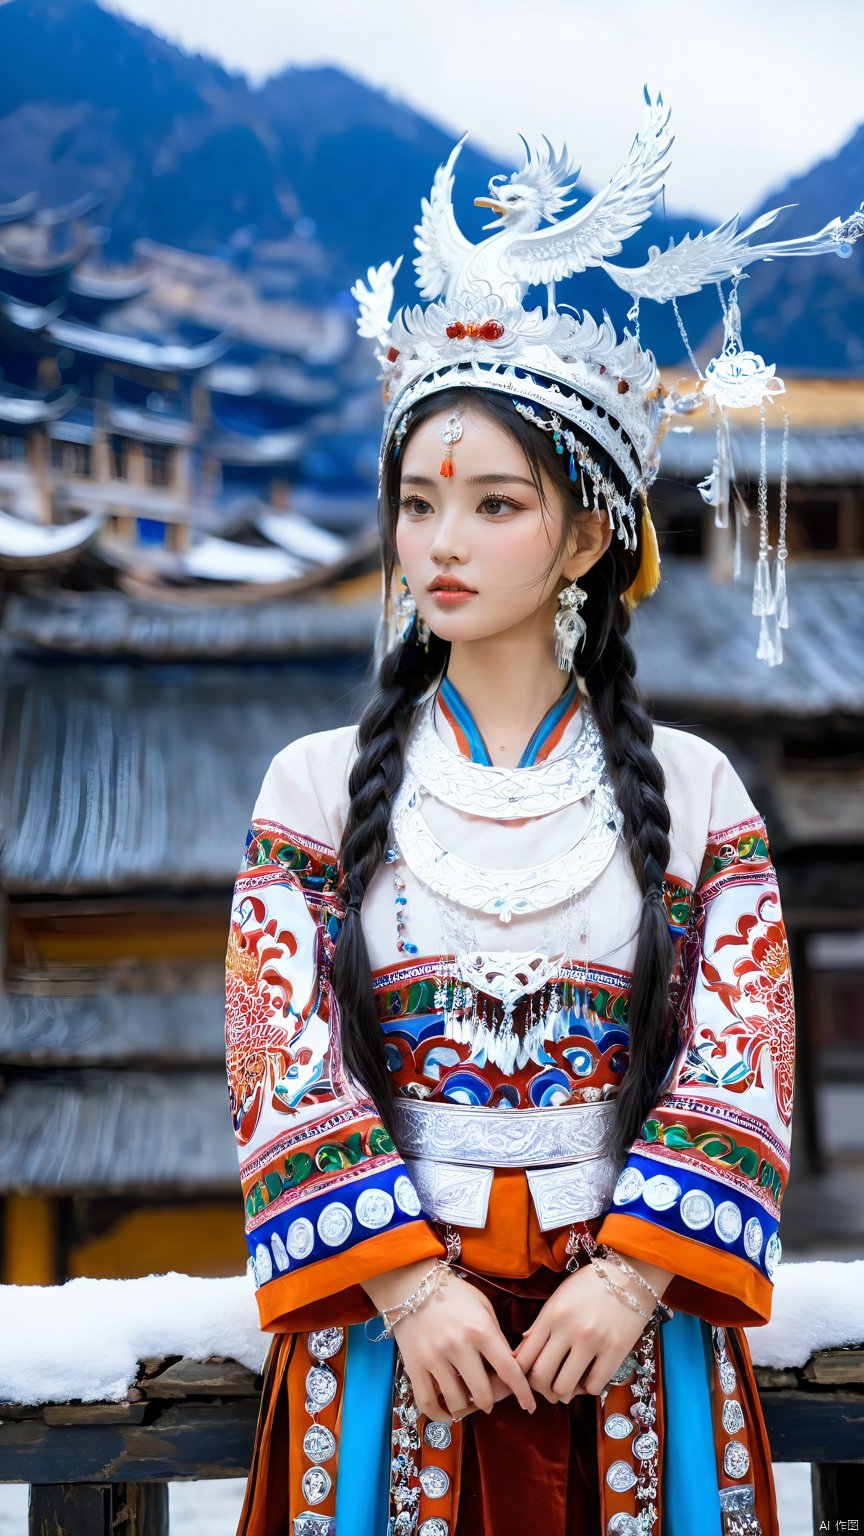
623,496,661,608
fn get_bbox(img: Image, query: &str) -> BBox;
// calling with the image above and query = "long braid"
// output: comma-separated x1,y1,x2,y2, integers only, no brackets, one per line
580,570,677,1167
330,628,448,1140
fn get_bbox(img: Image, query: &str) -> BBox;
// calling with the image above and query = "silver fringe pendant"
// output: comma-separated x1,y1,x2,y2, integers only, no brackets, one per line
554,579,588,670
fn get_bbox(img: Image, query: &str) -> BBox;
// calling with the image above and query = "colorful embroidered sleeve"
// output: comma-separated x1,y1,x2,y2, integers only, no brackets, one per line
596,779,794,1327
225,782,446,1333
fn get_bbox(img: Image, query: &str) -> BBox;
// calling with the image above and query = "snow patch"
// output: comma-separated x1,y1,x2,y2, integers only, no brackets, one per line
0,1259,862,1405
748,1258,864,1368
0,1271,266,1405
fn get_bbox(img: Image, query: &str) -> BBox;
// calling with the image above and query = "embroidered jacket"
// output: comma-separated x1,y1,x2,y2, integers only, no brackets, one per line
224,688,794,1333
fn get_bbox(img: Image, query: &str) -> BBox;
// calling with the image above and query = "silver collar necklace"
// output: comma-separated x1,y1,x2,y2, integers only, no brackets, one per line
391,695,623,922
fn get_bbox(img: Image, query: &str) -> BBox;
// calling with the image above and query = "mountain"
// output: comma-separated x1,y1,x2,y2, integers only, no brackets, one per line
733,125,864,373
0,0,861,370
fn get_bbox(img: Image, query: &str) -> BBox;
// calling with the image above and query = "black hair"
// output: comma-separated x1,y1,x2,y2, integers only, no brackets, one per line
332,384,677,1167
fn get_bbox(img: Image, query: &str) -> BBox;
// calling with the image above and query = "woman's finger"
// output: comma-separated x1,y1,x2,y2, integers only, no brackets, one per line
431,1360,473,1420
485,1340,537,1413
410,1365,448,1423
512,1316,550,1374
550,1348,591,1403
582,1346,629,1398
451,1352,496,1415
523,1336,571,1403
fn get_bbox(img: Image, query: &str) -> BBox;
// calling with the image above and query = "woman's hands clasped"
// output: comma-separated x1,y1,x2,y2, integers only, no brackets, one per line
364,1249,672,1422
513,1261,653,1403
391,1268,537,1422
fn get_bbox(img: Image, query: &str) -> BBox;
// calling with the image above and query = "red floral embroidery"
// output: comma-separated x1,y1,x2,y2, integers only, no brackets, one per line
225,889,309,1145
701,890,795,1127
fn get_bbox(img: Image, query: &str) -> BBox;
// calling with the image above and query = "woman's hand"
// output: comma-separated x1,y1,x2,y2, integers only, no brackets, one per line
367,1263,537,1422
513,1261,657,1403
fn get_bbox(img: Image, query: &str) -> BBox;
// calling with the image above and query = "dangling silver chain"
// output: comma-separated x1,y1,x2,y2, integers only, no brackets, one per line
427,884,591,1075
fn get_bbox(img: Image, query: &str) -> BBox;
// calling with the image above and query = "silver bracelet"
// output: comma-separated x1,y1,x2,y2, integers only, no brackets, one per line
598,1245,675,1321
366,1258,458,1343
590,1257,655,1321
599,1245,662,1301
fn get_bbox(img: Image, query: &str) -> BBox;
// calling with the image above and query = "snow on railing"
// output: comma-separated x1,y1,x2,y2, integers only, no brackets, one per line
2,1260,864,1405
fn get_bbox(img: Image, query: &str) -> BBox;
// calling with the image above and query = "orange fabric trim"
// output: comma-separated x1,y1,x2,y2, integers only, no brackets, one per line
236,1334,294,1536
255,1218,446,1333
436,691,472,758
287,1326,344,1524
726,1325,781,1535
533,693,580,762
595,1211,773,1328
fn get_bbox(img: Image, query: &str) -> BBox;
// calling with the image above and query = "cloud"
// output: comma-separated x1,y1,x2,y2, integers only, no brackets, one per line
105,0,864,218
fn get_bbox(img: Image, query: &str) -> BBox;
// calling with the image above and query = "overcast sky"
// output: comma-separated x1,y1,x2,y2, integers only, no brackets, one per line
106,0,863,220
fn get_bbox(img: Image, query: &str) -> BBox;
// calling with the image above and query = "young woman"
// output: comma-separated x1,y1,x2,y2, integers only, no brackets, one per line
226,119,796,1536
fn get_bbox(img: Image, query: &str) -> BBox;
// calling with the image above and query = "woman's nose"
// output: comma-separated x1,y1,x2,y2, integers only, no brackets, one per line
428,505,468,563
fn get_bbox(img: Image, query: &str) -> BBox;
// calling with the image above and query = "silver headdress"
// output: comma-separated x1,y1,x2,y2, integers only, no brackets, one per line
352,88,863,663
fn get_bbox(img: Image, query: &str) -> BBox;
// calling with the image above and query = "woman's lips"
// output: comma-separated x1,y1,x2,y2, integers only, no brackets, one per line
429,587,477,605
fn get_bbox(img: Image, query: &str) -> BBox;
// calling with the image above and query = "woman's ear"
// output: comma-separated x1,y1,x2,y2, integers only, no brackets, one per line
561,509,614,581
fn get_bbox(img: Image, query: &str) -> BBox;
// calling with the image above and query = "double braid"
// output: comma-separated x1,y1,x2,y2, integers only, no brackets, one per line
331,629,448,1140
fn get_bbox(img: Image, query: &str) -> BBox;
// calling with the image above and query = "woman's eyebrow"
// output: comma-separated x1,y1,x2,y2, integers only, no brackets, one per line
401,472,534,486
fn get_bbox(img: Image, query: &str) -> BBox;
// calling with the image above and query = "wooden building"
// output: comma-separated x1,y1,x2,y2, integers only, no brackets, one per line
0,202,861,1281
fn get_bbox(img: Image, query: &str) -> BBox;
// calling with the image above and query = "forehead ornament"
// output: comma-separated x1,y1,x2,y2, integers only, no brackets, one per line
438,408,463,478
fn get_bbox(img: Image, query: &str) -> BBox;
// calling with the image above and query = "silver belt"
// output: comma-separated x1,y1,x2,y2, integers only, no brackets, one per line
392,1098,618,1233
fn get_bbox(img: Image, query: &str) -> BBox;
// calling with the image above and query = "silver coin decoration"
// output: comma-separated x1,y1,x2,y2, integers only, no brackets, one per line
254,1242,273,1285
287,1217,315,1259
419,1466,450,1499
301,1466,331,1505
424,1421,453,1449
765,1232,782,1278
394,1174,422,1216
303,1424,336,1463
293,1515,335,1536
606,1460,638,1493
355,1188,395,1229
317,1202,353,1247
642,1174,681,1211
607,1516,641,1536
743,1216,764,1260
719,1357,738,1395
613,1168,645,1205
722,1399,745,1435
680,1190,714,1230
271,1233,290,1271
607,1351,638,1386
719,1486,756,1513
604,1413,635,1439
633,1429,659,1461
418,1521,450,1536
724,1441,751,1478
308,1328,344,1362
714,1200,743,1243
305,1365,337,1411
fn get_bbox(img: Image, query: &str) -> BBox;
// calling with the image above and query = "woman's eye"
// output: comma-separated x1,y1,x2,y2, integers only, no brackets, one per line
398,496,432,514
479,494,518,516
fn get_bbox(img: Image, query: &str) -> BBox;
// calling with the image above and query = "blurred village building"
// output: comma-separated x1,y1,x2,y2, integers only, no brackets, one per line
0,194,861,1286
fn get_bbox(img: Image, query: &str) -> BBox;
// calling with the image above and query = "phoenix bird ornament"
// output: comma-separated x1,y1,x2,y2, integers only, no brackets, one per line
351,86,864,667
414,90,673,310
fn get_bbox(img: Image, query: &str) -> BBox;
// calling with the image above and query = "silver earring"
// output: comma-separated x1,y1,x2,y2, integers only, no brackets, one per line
395,575,430,644
554,580,588,670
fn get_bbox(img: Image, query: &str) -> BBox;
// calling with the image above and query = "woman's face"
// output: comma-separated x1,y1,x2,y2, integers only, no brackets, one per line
394,403,610,647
